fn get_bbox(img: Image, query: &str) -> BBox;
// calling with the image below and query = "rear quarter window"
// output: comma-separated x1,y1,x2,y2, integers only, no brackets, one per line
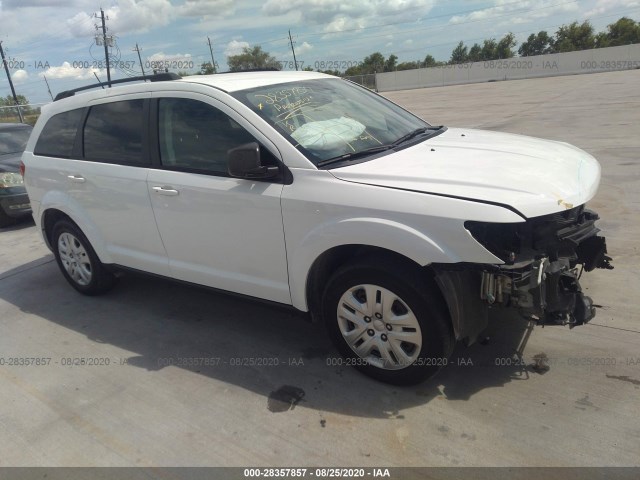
34,108,84,158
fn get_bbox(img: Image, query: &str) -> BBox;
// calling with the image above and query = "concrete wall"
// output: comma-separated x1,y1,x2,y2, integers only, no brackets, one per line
376,44,640,92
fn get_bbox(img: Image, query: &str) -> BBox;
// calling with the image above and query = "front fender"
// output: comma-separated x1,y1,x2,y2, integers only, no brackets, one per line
289,216,483,311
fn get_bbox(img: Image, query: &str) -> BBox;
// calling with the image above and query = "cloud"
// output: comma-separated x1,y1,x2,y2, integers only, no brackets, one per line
147,52,193,62
38,61,107,80
65,0,235,38
296,41,313,55
178,0,235,17
224,39,250,57
449,0,579,26
66,11,95,37
12,69,29,83
263,0,434,33
585,0,640,17
66,0,173,37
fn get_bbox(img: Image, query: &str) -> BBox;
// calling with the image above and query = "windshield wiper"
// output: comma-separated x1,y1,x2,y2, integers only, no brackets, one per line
317,145,392,167
317,126,445,168
391,125,443,147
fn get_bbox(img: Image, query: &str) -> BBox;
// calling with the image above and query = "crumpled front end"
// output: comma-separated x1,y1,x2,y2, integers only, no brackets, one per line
434,205,613,344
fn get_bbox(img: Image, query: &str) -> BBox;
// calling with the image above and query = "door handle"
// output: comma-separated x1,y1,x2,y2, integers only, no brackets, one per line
67,175,86,183
152,186,179,196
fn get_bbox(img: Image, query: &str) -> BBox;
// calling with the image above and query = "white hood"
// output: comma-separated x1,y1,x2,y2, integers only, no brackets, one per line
329,128,601,218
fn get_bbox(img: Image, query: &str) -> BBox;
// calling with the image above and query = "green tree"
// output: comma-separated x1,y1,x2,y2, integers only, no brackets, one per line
227,46,281,72
553,21,596,53
480,38,497,60
362,52,386,73
467,43,482,62
199,62,216,74
496,33,517,58
0,94,32,118
601,17,640,47
396,61,420,70
422,54,438,67
384,54,398,72
595,31,611,48
450,41,468,63
519,31,553,56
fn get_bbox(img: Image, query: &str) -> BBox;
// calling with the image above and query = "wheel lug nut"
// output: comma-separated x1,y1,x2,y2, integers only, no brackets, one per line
367,329,375,337
375,312,382,319
386,324,392,331
364,316,371,323
381,334,388,342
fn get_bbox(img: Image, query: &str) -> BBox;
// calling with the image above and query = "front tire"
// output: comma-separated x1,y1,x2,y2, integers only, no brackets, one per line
322,258,454,385
52,220,116,295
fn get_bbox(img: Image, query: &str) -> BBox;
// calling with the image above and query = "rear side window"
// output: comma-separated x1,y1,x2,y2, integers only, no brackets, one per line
34,109,83,158
83,100,146,165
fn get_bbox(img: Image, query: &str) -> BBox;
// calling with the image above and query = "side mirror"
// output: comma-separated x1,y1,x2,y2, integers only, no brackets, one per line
228,142,279,180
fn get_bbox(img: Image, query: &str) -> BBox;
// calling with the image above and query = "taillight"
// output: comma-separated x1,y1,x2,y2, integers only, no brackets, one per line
19,160,25,177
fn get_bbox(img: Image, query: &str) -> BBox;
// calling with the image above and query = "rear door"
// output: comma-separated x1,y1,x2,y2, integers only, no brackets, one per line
71,94,169,275
146,92,290,304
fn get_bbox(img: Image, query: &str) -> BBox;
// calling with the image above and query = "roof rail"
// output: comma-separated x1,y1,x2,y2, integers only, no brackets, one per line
53,73,181,101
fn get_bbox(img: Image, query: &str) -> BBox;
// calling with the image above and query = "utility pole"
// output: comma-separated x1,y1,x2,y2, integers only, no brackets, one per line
288,30,298,71
43,75,54,101
95,8,112,86
207,36,217,73
133,43,146,77
0,41,24,123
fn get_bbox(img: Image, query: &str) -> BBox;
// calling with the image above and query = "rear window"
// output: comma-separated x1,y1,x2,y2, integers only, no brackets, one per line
83,100,146,165
34,109,83,158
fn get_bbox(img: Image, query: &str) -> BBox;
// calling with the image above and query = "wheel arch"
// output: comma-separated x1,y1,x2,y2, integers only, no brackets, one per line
303,244,448,321
40,201,111,264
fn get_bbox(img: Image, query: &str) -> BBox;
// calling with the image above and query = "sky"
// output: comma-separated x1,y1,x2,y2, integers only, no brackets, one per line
0,0,639,105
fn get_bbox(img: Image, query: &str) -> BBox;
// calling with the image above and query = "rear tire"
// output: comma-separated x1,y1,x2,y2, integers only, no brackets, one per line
52,220,117,295
322,257,454,385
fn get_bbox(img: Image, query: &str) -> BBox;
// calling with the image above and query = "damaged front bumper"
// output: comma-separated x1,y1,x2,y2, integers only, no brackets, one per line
434,205,613,344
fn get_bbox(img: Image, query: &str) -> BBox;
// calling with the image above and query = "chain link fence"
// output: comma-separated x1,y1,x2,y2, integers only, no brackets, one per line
0,104,46,125
343,73,377,91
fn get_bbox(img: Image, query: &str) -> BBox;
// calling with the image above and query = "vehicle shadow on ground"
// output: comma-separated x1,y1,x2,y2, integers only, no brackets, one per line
0,216,35,232
0,257,549,418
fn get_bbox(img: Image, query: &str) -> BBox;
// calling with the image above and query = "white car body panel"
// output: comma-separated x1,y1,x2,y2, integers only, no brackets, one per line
282,169,524,311
330,128,601,218
147,169,290,304
23,152,170,275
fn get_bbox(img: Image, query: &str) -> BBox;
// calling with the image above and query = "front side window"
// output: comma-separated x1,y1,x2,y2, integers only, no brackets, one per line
158,98,255,175
34,109,83,158
231,79,433,167
83,100,145,165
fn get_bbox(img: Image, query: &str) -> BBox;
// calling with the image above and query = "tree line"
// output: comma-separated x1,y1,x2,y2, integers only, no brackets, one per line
216,16,639,76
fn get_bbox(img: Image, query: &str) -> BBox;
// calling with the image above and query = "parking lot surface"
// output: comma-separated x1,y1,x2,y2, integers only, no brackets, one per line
0,69,639,467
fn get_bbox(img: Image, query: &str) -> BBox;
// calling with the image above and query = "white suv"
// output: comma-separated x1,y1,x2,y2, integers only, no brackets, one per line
22,71,613,384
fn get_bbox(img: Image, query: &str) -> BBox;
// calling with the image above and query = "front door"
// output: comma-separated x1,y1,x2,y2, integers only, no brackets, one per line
147,94,291,304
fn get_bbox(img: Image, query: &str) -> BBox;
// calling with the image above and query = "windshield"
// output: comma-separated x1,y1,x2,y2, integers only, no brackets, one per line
0,127,32,155
231,79,430,166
